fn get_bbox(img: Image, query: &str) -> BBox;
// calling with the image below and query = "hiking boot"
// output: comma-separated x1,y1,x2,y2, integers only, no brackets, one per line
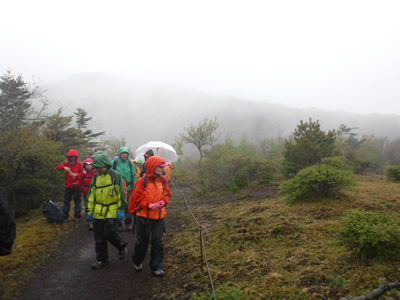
119,247,128,260
152,269,165,277
133,263,143,272
91,261,108,270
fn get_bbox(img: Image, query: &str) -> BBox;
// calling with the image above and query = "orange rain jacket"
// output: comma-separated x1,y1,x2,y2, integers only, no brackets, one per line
129,156,171,220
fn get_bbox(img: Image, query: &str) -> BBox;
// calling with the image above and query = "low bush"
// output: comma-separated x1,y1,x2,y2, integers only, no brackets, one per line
280,156,355,204
386,166,400,181
338,209,400,259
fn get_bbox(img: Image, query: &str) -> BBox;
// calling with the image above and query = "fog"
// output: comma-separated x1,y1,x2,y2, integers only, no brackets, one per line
2,0,400,148
44,73,400,150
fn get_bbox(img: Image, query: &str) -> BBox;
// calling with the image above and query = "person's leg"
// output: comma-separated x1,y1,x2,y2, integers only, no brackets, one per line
132,217,151,266
93,219,108,263
104,218,127,251
62,188,73,220
149,218,165,272
124,190,133,230
73,188,82,219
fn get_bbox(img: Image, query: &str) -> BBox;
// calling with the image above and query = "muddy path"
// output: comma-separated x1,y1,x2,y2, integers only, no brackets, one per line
15,185,277,300
16,191,189,300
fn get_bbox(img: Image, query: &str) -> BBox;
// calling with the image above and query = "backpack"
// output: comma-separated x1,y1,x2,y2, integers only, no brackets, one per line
42,200,64,224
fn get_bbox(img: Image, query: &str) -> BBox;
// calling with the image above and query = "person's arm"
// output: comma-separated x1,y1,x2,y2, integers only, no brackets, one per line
87,179,96,214
56,161,67,171
128,178,144,214
131,161,137,185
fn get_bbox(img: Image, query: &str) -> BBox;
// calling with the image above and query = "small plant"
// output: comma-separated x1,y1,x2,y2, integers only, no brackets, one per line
190,284,250,300
280,156,355,204
386,166,400,181
338,209,400,259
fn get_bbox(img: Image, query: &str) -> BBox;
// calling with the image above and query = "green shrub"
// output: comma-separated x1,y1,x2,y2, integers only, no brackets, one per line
190,285,250,300
338,209,400,259
386,166,400,181
280,156,355,204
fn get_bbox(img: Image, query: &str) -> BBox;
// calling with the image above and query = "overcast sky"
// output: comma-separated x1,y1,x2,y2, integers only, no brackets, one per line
1,0,400,114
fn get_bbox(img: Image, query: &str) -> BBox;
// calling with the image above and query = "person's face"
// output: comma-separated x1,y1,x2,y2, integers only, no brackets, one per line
154,166,164,176
85,164,92,171
96,167,107,174
68,156,77,162
120,153,129,160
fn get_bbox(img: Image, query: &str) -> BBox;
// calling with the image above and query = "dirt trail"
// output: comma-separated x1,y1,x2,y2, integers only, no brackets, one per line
15,185,276,300
16,193,186,300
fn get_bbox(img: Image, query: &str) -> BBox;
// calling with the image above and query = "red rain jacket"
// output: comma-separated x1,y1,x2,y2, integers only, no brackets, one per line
56,149,84,188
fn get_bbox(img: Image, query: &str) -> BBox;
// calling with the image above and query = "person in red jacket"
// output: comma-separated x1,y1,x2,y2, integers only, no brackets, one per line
56,149,84,221
129,156,171,277
81,158,97,230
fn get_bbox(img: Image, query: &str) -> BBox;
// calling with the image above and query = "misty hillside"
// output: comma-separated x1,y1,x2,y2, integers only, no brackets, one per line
44,73,400,150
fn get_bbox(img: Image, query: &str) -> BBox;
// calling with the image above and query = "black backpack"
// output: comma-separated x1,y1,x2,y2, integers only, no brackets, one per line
42,200,64,224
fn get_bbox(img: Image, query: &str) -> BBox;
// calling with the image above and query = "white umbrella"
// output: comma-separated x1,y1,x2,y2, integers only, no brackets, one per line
134,141,178,163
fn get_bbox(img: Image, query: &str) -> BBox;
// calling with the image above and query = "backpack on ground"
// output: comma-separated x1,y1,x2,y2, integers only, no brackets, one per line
42,200,64,224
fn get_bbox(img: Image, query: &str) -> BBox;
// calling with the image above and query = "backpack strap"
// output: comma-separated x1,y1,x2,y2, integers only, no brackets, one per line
142,175,165,194
113,159,133,184
93,169,116,189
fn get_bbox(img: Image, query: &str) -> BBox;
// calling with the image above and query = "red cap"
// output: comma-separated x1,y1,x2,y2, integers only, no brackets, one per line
84,158,94,164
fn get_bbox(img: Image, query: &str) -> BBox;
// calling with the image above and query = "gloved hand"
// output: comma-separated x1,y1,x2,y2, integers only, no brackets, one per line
117,211,124,221
149,202,161,210
87,214,93,222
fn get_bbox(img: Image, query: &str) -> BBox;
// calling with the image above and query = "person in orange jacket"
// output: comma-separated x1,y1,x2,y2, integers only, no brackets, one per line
129,156,171,277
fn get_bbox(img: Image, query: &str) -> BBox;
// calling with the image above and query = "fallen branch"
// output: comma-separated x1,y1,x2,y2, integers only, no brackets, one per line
342,281,400,300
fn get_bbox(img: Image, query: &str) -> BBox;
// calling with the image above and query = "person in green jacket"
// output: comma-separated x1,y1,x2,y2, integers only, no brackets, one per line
111,147,137,231
87,154,128,270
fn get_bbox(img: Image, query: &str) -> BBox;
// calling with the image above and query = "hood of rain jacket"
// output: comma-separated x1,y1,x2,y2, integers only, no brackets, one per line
93,154,112,169
144,156,166,177
66,149,78,157
119,147,130,155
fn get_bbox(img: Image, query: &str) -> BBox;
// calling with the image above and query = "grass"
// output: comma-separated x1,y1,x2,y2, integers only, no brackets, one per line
0,203,75,300
162,175,400,299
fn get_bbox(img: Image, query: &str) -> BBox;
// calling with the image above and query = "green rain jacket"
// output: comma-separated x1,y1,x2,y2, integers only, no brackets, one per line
87,154,127,219
112,147,137,191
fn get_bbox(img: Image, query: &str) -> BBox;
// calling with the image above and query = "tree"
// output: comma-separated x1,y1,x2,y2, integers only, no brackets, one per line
282,118,336,177
0,125,63,214
0,70,43,131
98,135,127,158
179,117,219,164
43,108,105,157
74,107,92,130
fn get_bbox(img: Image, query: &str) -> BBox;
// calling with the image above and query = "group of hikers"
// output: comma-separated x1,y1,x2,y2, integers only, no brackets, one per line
56,147,173,277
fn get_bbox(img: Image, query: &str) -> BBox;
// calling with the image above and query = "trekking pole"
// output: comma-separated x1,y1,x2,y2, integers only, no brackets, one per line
200,227,204,271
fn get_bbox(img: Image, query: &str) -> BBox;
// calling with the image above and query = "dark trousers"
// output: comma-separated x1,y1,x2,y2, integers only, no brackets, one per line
132,216,165,271
93,218,127,263
62,187,82,219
